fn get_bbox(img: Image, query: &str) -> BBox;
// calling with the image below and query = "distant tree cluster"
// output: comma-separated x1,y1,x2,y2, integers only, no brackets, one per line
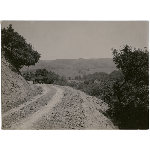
23,69,67,85
1,24,41,70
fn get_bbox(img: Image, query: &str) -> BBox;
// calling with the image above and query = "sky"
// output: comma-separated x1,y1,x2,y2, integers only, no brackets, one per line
1,21,149,60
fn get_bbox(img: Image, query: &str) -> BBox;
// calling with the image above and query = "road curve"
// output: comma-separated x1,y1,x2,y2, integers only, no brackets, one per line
10,85,64,130
2,84,117,130
2,84,49,118
31,86,117,130
2,84,64,130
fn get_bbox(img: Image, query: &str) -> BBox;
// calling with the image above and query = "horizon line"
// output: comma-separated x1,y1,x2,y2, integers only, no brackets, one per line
40,57,114,61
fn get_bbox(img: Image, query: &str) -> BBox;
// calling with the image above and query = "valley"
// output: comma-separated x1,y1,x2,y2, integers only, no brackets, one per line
21,58,117,78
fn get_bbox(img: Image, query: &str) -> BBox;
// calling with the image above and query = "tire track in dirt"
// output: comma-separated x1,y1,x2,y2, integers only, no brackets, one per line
32,86,117,130
10,85,64,130
2,85,117,130
2,84,56,129
32,86,86,130
2,84,48,118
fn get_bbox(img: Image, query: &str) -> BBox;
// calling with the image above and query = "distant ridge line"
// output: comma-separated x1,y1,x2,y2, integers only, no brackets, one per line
21,58,117,78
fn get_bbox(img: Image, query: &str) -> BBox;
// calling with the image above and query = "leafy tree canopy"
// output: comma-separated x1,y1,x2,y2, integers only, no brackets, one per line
1,24,41,70
109,45,149,129
112,45,149,86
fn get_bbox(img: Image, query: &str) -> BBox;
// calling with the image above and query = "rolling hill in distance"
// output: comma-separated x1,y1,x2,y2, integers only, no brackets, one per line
21,58,117,78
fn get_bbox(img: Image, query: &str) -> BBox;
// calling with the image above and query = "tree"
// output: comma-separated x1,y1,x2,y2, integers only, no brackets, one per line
1,24,41,70
112,45,148,86
109,45,149,129
45,71,59,84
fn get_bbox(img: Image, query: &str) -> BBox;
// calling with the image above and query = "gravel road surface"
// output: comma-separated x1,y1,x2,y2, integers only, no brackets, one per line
2,84,117,130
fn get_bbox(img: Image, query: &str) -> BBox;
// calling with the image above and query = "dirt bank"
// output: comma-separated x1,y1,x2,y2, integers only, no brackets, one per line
1,55,43,113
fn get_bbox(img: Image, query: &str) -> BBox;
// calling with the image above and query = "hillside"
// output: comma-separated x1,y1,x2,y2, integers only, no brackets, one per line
1,55,42,113
21,58,117,78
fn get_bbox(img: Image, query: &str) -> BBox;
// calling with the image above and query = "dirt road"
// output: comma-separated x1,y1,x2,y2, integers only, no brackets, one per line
2,84,117,130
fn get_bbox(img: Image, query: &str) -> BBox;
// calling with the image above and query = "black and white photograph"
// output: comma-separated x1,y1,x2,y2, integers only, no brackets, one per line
1,21,149,130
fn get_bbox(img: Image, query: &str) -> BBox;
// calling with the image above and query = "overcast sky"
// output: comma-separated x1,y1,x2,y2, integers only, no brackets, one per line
2,21,149,60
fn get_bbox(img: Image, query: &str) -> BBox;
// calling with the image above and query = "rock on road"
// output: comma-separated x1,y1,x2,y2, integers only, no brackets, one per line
2,84,117,130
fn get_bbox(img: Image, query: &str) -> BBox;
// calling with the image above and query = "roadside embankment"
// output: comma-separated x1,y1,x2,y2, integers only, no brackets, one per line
1,55,43,114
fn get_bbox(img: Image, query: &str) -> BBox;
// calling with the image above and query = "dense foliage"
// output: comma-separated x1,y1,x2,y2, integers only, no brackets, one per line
108,45,149,129
112,45,148,86
1,24,41,70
